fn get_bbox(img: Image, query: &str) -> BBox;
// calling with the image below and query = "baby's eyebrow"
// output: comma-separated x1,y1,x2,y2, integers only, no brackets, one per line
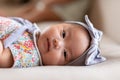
69,28,75,61
68,35,74,61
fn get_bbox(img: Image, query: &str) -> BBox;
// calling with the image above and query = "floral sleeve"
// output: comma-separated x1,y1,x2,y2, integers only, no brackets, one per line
0,16,21,41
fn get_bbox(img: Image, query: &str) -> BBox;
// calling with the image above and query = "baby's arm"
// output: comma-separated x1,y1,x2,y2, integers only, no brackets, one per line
0,40,3,55
0,35,13,68
0,41,13,68
0,16,17,68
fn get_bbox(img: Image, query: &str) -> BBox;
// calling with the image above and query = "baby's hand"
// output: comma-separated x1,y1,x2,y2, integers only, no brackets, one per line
0,40,3,54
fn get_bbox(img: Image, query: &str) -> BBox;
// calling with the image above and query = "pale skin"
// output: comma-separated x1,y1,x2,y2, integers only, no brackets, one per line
37,23,90,65
0,23,90,67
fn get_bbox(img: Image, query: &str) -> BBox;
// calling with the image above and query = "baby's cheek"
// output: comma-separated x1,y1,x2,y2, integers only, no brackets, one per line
42,51,63,65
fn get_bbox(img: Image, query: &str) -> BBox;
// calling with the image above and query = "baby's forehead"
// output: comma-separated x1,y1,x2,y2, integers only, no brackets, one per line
65,24,90,62
65,23,88,32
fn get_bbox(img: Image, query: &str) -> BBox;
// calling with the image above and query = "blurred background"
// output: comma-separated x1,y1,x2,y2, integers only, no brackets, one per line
0,0,120,44
89,0,120,44
0,0,90,22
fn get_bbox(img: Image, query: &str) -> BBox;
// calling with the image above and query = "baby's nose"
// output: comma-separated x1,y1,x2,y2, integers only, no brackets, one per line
53,38,63,49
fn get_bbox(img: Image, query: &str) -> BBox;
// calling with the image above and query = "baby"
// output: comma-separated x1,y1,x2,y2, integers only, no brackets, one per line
0,15,106,68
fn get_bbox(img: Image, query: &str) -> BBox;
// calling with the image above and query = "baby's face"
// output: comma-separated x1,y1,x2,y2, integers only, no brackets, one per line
37,23,90,65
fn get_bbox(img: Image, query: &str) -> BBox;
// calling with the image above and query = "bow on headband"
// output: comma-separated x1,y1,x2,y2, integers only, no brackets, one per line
84,15,106,65
66,15,106,66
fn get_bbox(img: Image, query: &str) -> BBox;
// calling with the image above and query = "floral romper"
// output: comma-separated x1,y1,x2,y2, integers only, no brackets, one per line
0,17,42,68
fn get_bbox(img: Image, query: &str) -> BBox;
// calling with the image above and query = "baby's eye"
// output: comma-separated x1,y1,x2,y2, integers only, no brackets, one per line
64,50,67,59
62,30,66,38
